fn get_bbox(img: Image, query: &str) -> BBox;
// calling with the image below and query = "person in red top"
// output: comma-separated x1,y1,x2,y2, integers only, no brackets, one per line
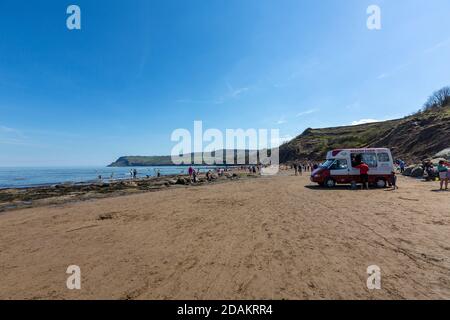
355,162,370,190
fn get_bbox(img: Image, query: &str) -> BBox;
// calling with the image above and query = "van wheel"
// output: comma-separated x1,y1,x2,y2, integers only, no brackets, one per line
325,178,336,188
376,178,386,188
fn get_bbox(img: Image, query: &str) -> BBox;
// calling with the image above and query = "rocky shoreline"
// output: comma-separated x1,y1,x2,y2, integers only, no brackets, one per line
0,171,256,213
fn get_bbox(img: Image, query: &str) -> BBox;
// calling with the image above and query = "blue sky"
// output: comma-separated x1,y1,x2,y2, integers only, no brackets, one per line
1,0,449,166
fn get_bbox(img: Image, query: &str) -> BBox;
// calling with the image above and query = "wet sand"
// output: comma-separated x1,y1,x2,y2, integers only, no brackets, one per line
0,173,449,299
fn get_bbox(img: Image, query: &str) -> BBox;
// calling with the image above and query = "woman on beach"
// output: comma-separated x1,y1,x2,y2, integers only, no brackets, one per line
437,160,449,190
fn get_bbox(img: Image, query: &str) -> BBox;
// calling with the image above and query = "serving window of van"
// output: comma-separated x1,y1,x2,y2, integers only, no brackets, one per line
351,153,378,168
377,152,390,162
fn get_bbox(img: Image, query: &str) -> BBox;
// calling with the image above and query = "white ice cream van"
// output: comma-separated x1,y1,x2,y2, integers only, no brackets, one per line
311,148,395,188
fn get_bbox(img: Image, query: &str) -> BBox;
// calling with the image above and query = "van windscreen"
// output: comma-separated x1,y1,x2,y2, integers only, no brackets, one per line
320,159,335,168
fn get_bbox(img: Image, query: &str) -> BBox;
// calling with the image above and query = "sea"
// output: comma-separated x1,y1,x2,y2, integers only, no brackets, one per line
0,166,225,189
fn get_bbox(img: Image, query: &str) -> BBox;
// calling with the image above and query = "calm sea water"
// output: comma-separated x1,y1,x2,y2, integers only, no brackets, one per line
0,166,223,189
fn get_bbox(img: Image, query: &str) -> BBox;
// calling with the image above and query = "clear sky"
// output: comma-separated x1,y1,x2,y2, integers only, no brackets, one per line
1,0,449,166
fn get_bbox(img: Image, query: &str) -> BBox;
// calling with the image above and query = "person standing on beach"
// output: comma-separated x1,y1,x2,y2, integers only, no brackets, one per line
437,160,449,190
355,162,370,190
293,163,298,176
298,163,303,176
399,160,405,174
188,166,194,180
192,169,197,183
390,171,398,190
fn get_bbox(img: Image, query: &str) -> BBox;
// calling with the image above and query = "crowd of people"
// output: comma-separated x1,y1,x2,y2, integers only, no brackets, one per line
291,162,320,176
103,158,450,191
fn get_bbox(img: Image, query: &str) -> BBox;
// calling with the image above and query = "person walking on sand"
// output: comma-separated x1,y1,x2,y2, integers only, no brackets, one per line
355,161,370,190
298,163,303,176
437,160,449,190
293,163,298,176
390,171,398,190
398,160,405,174
188,166,194,180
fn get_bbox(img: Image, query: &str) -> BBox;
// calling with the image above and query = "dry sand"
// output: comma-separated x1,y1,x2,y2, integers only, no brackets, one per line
0,173,449,300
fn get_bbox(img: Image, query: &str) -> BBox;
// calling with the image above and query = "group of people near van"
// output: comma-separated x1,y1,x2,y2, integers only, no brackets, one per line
292,162,319,176
347,158,450,191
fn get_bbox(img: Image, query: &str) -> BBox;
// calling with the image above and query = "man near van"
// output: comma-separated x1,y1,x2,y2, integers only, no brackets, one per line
355,162,370,190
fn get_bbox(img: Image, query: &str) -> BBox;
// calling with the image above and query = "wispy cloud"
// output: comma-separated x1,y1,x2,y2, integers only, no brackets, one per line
0,125,26,139
0,138,37,146
272,59,320,88
0,125,22,135
175,98,223,104
345,101,361,111
177,82,251,105
376,62,411,80
271,134,293,147
351,119,382,126
226,82,249,99
0,125,50,147
276,118,287,125
378,38,450,81
424,38,450,54
0,125,29,146
296,108,318,117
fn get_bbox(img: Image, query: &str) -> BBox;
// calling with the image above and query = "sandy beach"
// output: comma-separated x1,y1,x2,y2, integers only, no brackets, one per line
0,173,449,300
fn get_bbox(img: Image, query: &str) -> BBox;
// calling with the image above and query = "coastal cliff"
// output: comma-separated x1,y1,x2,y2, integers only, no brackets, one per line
108,150,261,167
279,104,450,163
110,105,450,167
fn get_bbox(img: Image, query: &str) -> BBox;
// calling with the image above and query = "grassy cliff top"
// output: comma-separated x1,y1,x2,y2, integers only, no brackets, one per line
279,105,450,163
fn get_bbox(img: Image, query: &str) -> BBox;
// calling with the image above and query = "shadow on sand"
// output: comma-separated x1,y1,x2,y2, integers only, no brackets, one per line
430,189,449,192
305,185,394,191
305,185,352,191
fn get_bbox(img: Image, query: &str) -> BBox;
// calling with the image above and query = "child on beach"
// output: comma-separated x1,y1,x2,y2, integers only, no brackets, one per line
437,161,449,190
390,171,398,190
